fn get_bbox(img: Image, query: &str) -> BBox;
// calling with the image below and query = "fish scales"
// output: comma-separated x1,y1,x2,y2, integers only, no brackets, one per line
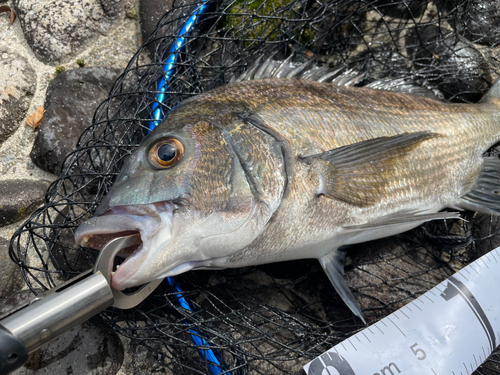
75,77,500,322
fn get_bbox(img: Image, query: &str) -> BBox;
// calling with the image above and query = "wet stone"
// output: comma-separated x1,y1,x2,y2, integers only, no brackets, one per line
406,24,491,102
11,322,124,375
0,289,45,316
13,0,128,64
140,0,200,56
0,51,36,143
0,179,50,226
0,237,24,298
436,0,500,46
30,67,121,174
373,0,428,19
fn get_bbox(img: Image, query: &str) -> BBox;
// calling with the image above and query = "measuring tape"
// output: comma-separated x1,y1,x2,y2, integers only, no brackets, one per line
304,247,500,375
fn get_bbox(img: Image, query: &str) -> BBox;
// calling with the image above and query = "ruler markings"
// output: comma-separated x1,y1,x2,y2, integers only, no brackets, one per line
469,264,480,275
348,339,357,351
387,317,406,337
399,309,410,319
424,295,434,303
361,332,371,343
411,302,423,311
480,258,489,269
303,247,500,375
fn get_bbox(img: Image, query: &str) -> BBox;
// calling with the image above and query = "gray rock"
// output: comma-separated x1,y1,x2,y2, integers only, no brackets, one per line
141,0,203,56
0,51,36,142
13,0,128,64
374,0,428,19
0,237,24,298
436,0,500,46
30,67,121,174
406,25,491,102
140,0,174,54
12,322,124,375
0,289,44,316
0,179,50,226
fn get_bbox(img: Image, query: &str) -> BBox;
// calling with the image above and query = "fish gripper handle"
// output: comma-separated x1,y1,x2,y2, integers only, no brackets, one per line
0,269,114,374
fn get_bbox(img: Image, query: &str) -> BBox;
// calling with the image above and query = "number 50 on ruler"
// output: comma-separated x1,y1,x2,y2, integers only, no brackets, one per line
304,248,500,375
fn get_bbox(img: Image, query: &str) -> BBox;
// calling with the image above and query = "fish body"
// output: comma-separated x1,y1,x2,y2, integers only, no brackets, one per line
75,77,500,321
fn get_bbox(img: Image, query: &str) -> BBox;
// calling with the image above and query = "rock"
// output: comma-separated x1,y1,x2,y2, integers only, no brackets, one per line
13,0,129,64
0,289,44,316
12,322,124,375
140,0,201,56
406,25,491,102
0,237,24,298
140,0,173,54
0,51,36,142
435,0,500,46
30,67,121,174
374,0,428,19
0,179,50,226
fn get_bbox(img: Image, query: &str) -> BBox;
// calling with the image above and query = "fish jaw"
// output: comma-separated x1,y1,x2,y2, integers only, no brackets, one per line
74,202,175,290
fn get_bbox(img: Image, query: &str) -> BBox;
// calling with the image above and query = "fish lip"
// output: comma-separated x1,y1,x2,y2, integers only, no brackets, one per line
75,202,175,289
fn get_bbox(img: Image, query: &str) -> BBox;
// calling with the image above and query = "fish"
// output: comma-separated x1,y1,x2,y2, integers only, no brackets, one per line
75,60,500,323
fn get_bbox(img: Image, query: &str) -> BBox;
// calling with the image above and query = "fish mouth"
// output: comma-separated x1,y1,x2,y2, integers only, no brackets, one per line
74,201,174,290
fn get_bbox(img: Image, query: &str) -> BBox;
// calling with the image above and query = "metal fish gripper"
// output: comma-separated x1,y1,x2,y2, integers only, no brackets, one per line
0,234,162,374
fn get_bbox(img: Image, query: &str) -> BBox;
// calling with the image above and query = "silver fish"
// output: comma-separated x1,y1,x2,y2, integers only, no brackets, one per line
75,67,500,322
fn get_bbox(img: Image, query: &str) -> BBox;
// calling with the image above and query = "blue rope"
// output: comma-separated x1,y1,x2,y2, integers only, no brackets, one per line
146,2,231,373
148,0,212,131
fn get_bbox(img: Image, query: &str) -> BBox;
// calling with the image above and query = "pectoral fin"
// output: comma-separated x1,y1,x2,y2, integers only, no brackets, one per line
304,132,437,207
319,248,366,324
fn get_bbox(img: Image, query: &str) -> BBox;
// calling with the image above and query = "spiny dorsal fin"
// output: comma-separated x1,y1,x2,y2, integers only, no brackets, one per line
304,132,438,207
229,54,444,98
459,157,500,215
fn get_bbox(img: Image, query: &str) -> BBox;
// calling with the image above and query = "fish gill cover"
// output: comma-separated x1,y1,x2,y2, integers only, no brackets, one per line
9,0,500,373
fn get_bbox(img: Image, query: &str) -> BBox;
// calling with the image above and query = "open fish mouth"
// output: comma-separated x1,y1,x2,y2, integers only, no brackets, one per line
74,201,174,289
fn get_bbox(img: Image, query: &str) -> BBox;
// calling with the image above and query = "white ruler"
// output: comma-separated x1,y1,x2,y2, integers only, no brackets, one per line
304,247,500,375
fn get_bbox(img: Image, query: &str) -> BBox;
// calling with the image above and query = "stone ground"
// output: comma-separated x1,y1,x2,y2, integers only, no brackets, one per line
0,1,153,374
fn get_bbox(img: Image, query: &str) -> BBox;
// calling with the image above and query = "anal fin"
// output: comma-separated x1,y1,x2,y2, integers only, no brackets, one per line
459,157,500,215
319,248,366,324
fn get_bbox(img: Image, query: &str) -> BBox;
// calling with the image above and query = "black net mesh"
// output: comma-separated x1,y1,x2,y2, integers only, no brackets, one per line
9,0,500,373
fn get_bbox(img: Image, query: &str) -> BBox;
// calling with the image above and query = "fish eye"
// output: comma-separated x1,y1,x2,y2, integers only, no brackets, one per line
148,138,184,169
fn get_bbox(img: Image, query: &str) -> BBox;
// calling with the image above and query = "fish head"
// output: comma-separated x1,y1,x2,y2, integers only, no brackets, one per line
75,105,286,290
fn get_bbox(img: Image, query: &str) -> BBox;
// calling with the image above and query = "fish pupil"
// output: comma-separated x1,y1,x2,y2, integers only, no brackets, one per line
158,144,176,162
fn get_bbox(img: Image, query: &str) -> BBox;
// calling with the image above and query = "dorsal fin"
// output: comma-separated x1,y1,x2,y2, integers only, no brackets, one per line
229,53,444,98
